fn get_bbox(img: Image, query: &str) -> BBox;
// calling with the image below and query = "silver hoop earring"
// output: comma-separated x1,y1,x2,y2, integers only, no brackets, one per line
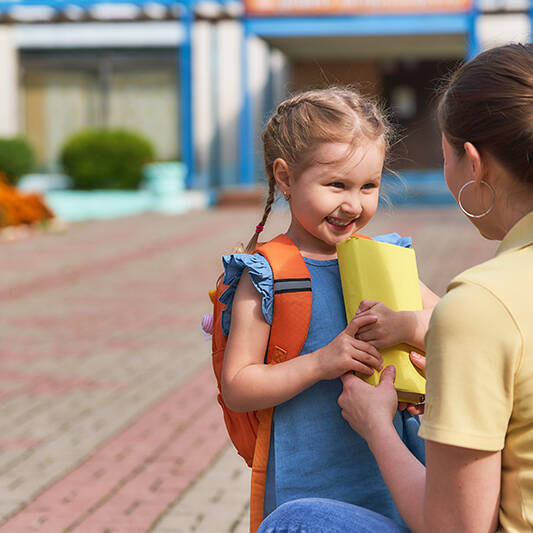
457,179,495,219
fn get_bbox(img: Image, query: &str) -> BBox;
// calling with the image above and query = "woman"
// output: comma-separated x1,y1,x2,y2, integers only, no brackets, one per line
258,43,533,533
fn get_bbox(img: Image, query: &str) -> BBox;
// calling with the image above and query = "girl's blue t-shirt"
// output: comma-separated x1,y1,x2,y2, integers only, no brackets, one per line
220,233,425,526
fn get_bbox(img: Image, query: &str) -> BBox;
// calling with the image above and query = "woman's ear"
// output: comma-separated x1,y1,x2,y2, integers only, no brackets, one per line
272,158,292,196
464,142,483,184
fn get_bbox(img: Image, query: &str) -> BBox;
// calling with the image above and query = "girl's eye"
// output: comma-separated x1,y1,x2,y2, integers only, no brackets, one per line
362,182,378,190
329,182,344,189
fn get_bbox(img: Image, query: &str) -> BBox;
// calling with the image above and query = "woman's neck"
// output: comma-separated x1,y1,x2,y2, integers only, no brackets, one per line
475,166,533,240
491,182,533,240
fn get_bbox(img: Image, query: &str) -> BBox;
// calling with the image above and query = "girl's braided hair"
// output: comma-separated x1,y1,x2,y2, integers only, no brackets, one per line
244,86,391,253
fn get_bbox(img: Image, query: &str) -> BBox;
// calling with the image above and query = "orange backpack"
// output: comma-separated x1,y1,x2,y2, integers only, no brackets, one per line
211,232,370,532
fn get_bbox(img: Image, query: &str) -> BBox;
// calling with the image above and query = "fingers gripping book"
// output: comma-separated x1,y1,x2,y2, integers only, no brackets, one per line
336,236,425,403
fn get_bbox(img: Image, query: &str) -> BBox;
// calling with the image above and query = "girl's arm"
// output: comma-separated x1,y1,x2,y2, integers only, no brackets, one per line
338,369,501,533
400,280,440,350
222,270,382,412
420,280,441,308
355,281,439,351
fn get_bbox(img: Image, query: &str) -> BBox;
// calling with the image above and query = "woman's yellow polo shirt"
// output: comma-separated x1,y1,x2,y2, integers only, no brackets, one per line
419,209,533,532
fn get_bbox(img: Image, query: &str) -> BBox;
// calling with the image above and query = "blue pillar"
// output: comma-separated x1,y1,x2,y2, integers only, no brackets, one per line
530,0,533,42
467,0,481,60
239,21,254,186
180,1,195,188
209,21,222,187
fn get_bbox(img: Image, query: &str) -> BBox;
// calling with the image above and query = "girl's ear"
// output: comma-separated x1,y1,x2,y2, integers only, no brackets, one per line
464,142,483,184
272,158,292,196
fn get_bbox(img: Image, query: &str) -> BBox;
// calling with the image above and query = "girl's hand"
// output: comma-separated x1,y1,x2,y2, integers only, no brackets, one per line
338,365,398,444
315,315,383,380
398,352,426,415
355,300,407,349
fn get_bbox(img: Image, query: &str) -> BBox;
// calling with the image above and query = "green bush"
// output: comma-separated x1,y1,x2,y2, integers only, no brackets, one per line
60,128,155,190
0,137,35,184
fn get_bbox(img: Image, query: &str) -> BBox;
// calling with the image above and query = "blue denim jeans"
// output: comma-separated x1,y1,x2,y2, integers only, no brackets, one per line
258,498,411,533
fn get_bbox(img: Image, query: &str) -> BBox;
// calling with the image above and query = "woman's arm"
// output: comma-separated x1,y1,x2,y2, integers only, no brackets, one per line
222,270,382,412
339,369,501,533
400,281,440,350
424,441,500,532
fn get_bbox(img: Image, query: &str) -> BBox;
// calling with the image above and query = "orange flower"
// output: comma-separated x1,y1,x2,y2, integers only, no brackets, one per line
0,173,55,228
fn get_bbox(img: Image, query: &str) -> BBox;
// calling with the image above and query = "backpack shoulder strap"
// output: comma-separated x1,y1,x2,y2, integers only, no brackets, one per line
352,232,372,240
256,233,369,362
248,234,312,533
256,234,312,364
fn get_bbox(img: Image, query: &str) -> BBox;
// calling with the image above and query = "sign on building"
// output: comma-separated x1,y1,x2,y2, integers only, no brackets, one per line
244,0,472,15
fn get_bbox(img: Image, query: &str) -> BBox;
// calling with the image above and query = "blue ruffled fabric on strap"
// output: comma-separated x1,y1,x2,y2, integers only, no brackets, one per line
219,233,411,336
220,254,273,335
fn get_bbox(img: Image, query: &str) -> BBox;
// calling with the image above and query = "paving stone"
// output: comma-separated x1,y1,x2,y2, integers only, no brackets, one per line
155,445,250,533
0,206,498,532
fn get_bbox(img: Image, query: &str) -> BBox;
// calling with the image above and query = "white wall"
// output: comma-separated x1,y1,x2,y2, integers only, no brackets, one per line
14,22,184,48
270,48,289,111
477,13,531,50
0,25,19,137
248,35,271,181
193,19,244,188
478,0,530,10
216,20,241,187
249,35,270,135
193,20,213,188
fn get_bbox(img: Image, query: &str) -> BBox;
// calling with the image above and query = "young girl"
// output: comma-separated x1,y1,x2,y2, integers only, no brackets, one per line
220,87,438,527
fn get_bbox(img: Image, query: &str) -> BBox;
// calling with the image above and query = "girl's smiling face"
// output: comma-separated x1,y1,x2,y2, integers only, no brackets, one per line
278,141,384,259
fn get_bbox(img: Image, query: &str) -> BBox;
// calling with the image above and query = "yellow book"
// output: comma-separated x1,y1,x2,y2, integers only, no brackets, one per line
336,236,425,403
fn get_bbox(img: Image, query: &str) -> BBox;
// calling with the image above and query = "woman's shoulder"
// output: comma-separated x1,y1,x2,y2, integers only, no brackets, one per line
431,278,519,346
447,250,531,340
448,249,528,308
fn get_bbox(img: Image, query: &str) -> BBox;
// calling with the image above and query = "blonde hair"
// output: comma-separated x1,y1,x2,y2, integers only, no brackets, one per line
245,86,391,253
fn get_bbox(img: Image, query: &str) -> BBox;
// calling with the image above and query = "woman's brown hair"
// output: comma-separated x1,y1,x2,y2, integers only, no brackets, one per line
438,43,533,186
245,87,391,253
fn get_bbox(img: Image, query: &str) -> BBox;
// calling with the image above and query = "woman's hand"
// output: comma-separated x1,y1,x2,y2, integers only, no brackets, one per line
409,350,426,377
398,351,426,415
338,365,398,444
315,315,383,380
355,300,408,349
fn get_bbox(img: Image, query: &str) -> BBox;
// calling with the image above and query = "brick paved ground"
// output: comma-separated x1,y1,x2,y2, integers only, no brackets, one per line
0,204,497,532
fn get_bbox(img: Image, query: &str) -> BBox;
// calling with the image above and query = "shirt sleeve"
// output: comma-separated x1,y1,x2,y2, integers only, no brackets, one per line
419,281,521,451
373,232,412,248
219,253,273,335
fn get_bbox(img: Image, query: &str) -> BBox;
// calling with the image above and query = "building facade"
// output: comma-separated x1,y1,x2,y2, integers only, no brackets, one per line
0,0,531,190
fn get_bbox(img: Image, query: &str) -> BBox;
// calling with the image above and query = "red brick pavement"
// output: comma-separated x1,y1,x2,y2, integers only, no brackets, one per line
0,365,226,533
0,205,498,532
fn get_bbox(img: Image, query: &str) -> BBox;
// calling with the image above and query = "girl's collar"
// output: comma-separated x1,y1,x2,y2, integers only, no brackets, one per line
303,256,338,266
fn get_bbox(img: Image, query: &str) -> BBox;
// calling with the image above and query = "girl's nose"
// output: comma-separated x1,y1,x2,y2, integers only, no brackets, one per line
341,194,362,217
